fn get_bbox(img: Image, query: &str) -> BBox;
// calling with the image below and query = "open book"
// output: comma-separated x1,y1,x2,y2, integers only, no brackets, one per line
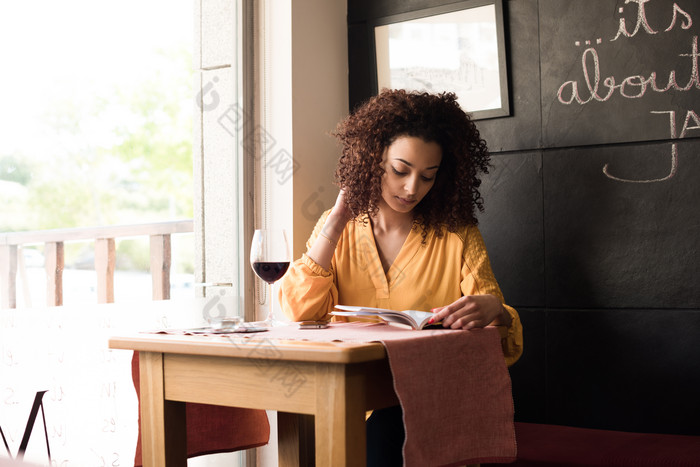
331,305,441,330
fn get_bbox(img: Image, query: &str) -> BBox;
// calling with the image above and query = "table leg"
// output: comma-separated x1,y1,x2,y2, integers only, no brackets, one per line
314,363,366,466
139,352,186,467
278,412,314,467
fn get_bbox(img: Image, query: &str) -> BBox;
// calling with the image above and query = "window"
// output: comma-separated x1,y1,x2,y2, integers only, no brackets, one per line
0,0,195,305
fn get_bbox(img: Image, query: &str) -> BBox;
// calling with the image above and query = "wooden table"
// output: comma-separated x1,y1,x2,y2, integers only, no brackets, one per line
109,333,399,467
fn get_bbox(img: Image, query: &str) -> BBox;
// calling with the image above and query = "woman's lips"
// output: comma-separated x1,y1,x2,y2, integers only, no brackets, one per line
396,196,416,205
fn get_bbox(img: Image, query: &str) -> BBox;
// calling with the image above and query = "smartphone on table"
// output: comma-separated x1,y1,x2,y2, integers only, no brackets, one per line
298,321,329,329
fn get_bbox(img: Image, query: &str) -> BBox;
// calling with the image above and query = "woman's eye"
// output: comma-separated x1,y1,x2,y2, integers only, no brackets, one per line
392,166,434,181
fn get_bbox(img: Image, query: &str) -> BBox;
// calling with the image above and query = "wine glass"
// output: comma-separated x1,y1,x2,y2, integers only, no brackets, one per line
250,229,290,327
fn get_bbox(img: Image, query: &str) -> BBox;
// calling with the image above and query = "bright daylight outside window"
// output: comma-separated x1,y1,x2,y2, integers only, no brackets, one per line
0,2,199,466
0,0,194,306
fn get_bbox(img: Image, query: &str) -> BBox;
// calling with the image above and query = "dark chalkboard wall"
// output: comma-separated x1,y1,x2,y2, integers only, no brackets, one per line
540,0,700,147
348,0,700,435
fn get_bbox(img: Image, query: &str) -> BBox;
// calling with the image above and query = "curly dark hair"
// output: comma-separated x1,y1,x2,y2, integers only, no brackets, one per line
333,89,491,236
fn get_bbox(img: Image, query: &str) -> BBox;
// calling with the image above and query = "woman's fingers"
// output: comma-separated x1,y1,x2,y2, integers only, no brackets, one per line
432,295,502,330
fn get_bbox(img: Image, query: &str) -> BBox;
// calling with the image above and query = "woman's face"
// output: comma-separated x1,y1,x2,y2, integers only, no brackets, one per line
380,135,442,214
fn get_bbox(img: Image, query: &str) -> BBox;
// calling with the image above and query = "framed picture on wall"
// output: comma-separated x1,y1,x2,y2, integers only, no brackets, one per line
371,0,510,120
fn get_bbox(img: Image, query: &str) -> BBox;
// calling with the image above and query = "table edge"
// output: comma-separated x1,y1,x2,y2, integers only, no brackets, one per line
108,333,388,364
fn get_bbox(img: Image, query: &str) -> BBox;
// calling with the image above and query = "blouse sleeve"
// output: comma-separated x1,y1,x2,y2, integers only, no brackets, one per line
460,226,524,367
278,211,339,322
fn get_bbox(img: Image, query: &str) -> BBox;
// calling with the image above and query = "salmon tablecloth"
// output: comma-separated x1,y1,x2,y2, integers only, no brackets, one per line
231,322,517,466
137,321,516,466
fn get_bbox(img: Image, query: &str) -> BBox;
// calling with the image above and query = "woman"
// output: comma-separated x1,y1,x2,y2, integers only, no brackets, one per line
278,89,523,465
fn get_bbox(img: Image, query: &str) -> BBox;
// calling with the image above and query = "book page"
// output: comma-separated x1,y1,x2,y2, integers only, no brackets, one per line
333,305,435,329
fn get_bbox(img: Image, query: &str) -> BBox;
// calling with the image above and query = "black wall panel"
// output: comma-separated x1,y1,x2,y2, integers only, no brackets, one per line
543,139,700,309
478,152,545,308
347,0,700,435
348,22,372,112
348,0,449,23
546,309,700,436
539,0,700,148
474,0,542,152
508,309,547,424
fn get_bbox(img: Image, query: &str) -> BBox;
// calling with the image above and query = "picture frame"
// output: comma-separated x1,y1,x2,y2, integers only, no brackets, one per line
371,0,510,120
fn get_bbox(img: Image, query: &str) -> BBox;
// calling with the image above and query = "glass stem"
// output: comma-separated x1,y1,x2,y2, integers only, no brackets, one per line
267,282,274,322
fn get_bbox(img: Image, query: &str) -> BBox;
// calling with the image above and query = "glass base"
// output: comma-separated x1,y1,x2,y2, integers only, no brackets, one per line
258,280,287,327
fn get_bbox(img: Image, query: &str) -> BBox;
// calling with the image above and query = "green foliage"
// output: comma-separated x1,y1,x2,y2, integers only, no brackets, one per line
0,44,194,270
116,239,151,271
172,235,195,274
27,178,95,229
13,45,194,229
0,155,33,185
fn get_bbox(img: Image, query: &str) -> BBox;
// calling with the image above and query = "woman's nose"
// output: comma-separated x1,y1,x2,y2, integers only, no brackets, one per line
405,175,419,194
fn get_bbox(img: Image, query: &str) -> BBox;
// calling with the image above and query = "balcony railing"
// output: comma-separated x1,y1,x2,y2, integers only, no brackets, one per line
0,220,193,309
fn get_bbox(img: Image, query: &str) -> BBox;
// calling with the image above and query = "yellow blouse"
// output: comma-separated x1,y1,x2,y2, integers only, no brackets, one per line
278,210,523,366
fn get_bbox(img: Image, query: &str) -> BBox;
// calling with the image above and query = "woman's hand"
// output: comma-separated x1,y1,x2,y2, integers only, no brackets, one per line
307,189,353,271
325,189,354,233
431,294,511,330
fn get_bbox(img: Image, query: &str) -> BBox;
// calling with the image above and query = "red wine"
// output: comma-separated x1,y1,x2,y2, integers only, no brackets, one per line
252,261,290,283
